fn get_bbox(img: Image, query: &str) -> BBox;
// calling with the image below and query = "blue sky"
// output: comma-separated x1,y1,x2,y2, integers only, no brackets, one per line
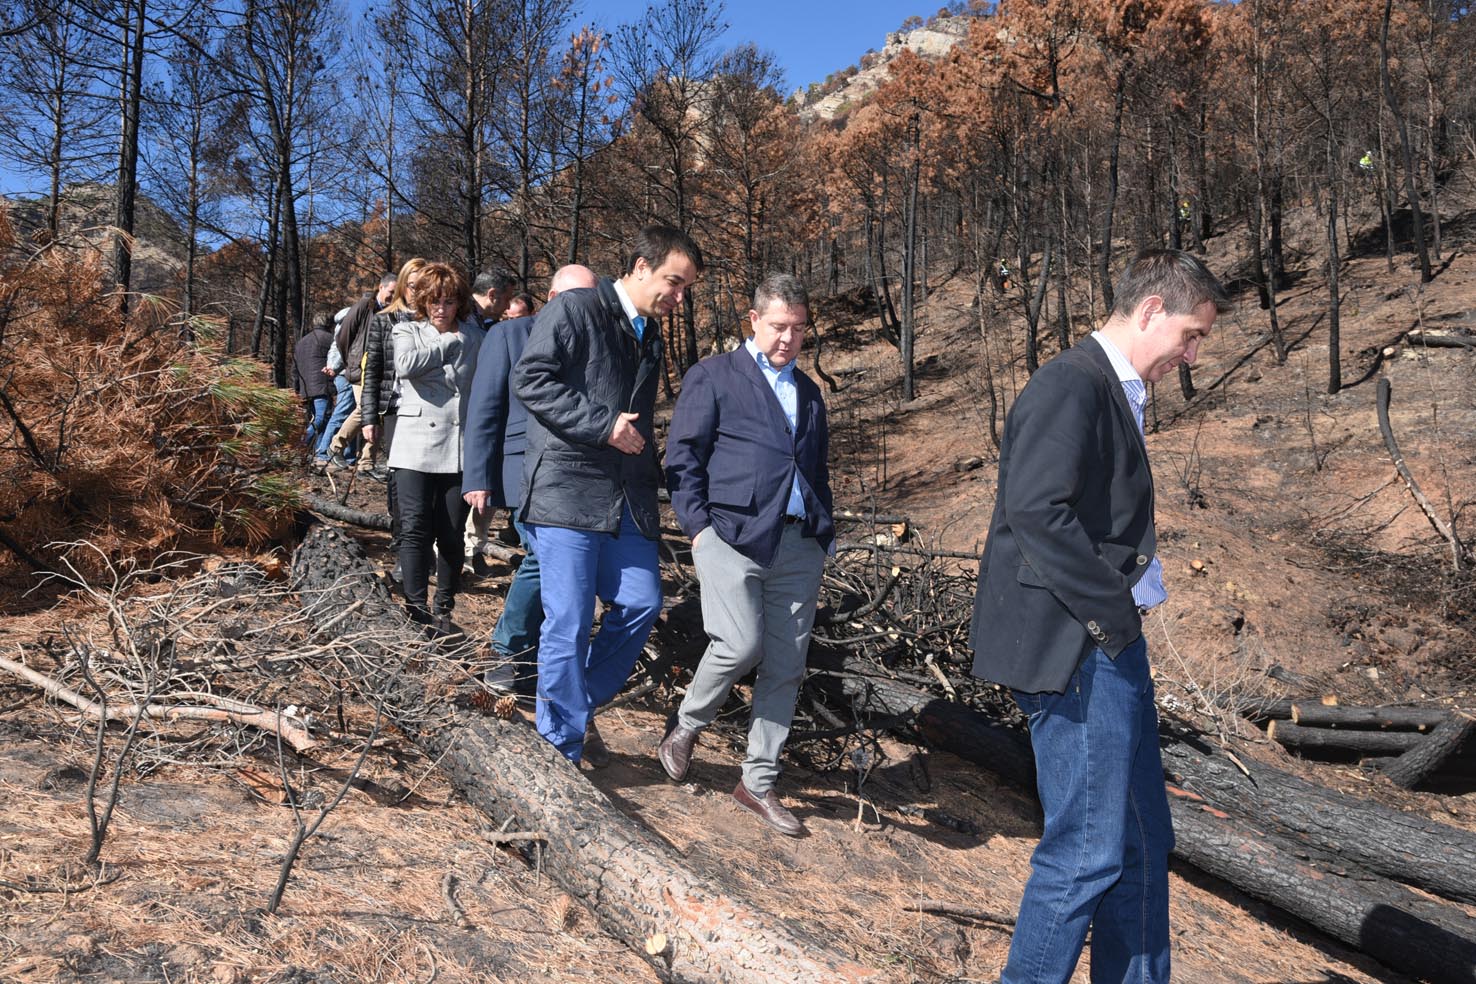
577,0,917,93
0,1,921,199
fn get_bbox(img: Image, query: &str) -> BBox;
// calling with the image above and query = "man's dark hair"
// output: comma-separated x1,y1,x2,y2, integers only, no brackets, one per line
1110,249,1232,319
472,271,517,296
624,224,704,276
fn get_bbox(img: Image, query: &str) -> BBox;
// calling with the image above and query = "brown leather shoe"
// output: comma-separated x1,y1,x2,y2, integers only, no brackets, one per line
582,719,610,768
732,781,805,837
657,715,700,781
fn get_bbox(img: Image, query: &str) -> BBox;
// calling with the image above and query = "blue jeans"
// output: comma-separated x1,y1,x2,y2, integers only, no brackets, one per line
525,504,661,762
1005,638,1173,984
303,395,330,449
489,516,541,696
316,375,356,462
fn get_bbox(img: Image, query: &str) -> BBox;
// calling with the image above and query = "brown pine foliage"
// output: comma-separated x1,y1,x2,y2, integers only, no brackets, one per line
0,209,301,589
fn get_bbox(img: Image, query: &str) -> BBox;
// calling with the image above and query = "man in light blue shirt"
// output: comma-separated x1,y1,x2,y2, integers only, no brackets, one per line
661,273,836,836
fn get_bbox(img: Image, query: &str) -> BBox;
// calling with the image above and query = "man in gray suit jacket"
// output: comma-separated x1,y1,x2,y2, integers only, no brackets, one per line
970,249,1229,984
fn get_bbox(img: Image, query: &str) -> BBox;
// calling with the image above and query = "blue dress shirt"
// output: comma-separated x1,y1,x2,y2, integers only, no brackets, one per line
744,338,806,519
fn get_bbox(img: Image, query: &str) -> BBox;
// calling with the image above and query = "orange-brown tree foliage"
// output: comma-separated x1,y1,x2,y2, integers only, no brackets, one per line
0,209,302,590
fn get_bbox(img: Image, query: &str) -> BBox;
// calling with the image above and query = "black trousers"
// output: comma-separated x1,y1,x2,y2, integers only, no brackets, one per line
395,469,468,620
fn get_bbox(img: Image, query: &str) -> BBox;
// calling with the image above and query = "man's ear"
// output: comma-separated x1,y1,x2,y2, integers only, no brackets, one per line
632,256,651,280
1136,295,1165,330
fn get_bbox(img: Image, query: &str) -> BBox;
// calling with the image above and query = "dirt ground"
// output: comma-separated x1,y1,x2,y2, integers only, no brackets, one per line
3,187,1476,982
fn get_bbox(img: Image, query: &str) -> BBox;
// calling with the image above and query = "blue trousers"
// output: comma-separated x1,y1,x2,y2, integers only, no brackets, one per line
303,395,330,449
490,516,541,696
525,505,661,762
1004,638,1173,984
316,375,356,462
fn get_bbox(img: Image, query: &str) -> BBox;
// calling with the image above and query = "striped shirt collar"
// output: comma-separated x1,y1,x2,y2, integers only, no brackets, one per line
1091,330,1142,388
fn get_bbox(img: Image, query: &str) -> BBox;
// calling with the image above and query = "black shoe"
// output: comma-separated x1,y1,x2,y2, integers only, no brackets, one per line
430,613,464,642
390,561,403,584
582,719,611,768
327,451,350,471
471,549,492,577
363,466,390,483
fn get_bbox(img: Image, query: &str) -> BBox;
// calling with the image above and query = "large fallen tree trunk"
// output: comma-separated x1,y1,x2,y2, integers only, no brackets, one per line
1168,786,1476,984
804,648,1476,968
905,698,1476,982
293,523,879,984
1157,728,1476,905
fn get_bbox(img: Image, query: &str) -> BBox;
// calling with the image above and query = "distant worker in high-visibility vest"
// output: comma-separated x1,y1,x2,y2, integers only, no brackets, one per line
1359,150,1376,174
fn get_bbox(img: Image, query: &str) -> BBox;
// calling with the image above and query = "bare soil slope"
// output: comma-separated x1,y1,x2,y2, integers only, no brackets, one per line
3,188,1475,982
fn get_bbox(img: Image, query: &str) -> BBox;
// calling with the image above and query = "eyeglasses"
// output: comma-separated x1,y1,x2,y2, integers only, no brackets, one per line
763,322,809,337
427,298,457,310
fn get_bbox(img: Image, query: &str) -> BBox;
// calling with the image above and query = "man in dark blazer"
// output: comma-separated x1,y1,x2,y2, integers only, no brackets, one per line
971,248,1229,984
512,225,703,766
660,273,834,837
463,264,597,697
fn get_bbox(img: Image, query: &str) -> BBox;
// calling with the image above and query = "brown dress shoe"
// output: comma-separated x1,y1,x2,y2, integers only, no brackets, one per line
732,781,805,837
657,715,700,781
582,719,610,768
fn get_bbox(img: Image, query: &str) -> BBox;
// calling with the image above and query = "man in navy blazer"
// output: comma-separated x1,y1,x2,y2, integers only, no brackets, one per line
971,249,1229,983
660,273,834,837
463,264,598,696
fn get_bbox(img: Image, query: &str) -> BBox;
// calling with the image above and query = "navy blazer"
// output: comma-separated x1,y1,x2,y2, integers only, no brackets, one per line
463,315,534,506
969,336,1157,694
666,346,834,569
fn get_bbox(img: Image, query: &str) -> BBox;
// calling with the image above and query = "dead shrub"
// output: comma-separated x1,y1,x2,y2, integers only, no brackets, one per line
0,207,300,589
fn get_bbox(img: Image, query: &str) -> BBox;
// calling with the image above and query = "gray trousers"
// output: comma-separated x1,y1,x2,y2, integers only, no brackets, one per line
679,523,826,794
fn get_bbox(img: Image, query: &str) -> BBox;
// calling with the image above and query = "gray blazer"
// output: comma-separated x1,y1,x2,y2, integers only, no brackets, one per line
387,318,484,474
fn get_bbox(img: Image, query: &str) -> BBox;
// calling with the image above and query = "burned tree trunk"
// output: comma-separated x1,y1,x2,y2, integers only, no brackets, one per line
1169,787,1476,984
1265,719,1426,755
807,657,1476,910
292,524,879,984
1235,698,1450,731
1381,712,1476,790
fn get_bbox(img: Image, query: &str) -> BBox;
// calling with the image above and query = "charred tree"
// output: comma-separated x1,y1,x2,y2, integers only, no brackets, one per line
291,524,879,984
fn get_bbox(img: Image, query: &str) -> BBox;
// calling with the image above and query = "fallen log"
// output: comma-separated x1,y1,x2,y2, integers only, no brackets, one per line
292,523,879,984
1234,697,1449,731
1381,711,1476,789
1265,719,1426,755
302,496,390,531
1169,787,1476,984
1158,729,1476,906
907,699,1476,981
808,656,1476,908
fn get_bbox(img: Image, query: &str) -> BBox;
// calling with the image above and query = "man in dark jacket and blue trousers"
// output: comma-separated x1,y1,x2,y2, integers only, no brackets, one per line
970,249,1229,983
463,264,598,697
512,226,703,765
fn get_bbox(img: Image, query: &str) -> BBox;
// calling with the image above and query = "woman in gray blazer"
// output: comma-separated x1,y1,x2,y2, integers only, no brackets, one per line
388,262,484,633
